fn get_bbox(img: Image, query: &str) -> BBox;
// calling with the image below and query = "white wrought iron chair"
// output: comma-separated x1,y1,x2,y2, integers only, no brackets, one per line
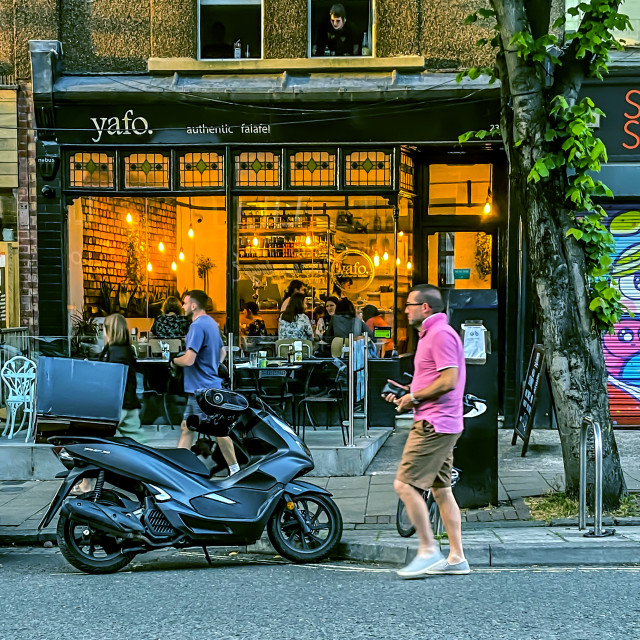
1,355,37,442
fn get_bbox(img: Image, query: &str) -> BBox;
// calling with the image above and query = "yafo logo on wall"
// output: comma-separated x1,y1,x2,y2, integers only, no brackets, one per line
330,249,375,294
90,110,153,143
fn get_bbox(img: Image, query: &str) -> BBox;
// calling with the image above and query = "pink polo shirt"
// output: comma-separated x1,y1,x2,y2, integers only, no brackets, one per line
410,313,465,434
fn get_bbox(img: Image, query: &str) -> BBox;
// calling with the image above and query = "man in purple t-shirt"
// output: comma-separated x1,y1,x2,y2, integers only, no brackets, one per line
172,290,239,475
385,284,469,578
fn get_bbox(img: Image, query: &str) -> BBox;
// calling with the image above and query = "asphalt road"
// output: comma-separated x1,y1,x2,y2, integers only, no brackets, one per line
1,547,639,640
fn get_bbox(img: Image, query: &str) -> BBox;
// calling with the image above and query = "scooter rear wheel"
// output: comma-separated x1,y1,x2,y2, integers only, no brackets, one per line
267,494,343,563
57,491,137,575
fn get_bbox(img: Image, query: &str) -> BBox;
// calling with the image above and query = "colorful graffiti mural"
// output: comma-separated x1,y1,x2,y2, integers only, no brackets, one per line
604,207,640,424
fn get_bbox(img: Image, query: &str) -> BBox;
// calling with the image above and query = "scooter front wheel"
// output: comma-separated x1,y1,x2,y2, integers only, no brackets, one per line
268,494,343,563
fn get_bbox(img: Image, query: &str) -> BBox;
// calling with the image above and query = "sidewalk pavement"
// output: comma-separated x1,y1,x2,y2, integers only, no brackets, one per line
3,476,640,568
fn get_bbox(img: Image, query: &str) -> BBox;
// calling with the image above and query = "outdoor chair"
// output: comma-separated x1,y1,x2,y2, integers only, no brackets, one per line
1,355,37,442
296,359,348,445
275,339,314,358
136,371,174,430
254,368,296,430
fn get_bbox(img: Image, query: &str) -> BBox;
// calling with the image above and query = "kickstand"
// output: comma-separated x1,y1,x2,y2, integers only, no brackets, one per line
202,546,213,565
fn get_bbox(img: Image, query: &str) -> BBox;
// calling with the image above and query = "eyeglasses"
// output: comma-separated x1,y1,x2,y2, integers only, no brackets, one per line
405,302,422,307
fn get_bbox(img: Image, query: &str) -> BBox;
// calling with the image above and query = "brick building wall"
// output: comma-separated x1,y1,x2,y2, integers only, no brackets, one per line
80,196,177,311
16,85,38,333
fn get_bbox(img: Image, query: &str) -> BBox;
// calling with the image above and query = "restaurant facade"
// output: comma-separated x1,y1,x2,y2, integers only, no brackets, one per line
27,39,533,442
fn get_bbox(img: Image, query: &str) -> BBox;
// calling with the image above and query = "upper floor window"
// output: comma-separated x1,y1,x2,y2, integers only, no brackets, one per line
310,1,372,57
199,0,262,60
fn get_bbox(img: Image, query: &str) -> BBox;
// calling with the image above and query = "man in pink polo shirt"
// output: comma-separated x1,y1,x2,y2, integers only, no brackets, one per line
386,284,469,578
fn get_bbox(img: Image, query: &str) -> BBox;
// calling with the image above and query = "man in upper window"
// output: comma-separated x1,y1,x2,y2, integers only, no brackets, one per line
313,4,360,57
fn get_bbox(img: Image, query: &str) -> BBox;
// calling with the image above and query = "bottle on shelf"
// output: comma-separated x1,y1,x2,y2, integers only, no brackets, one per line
362,32,371,56
234,40,242,59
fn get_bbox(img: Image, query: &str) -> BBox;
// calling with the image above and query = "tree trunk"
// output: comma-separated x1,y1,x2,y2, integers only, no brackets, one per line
510,152,625,508
492,0,626,508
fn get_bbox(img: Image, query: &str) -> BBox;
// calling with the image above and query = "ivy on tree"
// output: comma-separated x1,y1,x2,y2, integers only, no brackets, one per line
459,0,632,334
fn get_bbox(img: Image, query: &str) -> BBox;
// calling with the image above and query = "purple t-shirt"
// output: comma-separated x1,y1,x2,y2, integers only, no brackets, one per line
410,313,465,434
184,314,224,394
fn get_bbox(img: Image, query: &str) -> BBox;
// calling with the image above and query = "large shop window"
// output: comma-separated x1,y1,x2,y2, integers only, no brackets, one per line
67,196,227,355
199,0,262,59
310,0,372,57
235,193,413,351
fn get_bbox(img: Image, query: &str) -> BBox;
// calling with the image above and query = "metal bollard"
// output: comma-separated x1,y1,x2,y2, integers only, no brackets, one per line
228,332,234,390
579,415,615,538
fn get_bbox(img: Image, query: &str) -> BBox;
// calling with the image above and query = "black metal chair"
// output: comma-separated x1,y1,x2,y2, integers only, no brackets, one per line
253,368,297,431
296,359,348,445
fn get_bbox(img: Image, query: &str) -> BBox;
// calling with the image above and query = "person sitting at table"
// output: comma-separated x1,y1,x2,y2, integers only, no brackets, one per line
362,304,394,357
240,301,267,337
324,297,375,340
151,296,190,339
315,295,339,338
280,279,307,314
279,292,313,340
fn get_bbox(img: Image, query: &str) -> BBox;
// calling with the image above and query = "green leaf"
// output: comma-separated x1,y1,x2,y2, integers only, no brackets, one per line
477,8,495,18
566,228,584,240
464,13,478,25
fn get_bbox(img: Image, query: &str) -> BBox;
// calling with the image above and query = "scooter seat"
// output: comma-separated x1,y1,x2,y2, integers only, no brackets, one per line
150,448,210,477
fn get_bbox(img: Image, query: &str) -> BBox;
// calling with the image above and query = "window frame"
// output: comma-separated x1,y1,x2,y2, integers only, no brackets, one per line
307,0,375,58
197,0,265,61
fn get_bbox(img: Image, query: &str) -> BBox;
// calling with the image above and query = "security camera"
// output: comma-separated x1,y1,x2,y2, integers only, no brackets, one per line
197,217,203,223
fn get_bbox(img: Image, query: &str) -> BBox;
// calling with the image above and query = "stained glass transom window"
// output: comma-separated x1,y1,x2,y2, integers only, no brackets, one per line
69,152,114,188
400,151,415,194
289,151,336,187
345,151,391,187
179,152,224,188
124,153,169,189
234,151,280,188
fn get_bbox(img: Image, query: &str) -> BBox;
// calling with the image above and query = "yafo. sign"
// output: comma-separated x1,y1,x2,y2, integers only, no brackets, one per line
330,249,375,294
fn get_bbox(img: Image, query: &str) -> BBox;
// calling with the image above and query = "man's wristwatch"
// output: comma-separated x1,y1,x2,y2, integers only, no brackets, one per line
409,392,419,406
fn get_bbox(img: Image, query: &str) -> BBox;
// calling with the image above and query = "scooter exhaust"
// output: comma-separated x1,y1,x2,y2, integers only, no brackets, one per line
62,499,146,539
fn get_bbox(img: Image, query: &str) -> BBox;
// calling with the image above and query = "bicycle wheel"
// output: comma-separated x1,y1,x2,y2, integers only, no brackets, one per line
396,497,416,538
396,491,443,538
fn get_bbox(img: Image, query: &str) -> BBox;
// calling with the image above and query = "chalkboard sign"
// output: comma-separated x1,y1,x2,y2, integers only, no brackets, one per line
512,344,546,456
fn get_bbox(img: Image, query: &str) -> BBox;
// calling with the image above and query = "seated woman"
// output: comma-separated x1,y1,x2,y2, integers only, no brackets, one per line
150,296,190,339
278,292,313,340
315,295,339,338
240,301,267,337
324,297,374,340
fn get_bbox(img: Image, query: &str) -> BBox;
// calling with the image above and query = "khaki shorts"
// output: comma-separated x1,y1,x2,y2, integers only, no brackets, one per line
396,420,461,491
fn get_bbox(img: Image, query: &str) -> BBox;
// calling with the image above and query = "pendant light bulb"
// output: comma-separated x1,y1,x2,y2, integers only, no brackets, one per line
398,231,404,237
483,189,492,215
396,258,401,265
188,224,194,238
158,241,165,252
179,248,185,261
305,236,311,246
407,261,412,270
171,260,177,271
147,261,152,272
383,251,389,261
126,213,133,224
252,236,259,247
373,253,380,267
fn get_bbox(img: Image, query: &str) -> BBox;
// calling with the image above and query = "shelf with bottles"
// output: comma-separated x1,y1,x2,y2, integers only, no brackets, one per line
239,233,330,261
239,210,331,233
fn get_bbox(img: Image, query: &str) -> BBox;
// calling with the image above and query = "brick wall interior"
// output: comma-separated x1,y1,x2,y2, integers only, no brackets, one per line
81,196,177,311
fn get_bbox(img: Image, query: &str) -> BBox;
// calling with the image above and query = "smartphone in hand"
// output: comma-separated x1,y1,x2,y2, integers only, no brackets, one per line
381,380,409,398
